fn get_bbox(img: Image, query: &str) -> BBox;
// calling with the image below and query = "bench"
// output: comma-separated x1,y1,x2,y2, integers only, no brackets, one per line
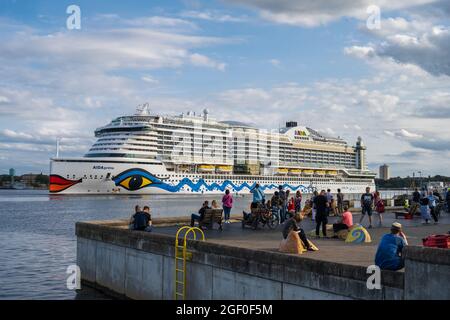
199,208,223,230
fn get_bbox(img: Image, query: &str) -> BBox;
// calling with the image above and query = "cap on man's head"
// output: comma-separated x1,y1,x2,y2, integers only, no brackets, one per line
392,222,402,230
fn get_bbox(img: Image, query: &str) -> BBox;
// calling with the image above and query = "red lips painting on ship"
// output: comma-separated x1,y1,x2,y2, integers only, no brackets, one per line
49,175,82,193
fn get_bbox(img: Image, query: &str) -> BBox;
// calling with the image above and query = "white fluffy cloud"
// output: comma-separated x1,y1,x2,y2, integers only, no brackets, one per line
227,0,439,27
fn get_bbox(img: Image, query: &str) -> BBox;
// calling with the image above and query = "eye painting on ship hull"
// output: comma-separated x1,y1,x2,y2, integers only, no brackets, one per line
112,168,317,193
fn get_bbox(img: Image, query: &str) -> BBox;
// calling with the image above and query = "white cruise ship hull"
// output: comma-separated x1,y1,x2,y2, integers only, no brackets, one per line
49,158,375,195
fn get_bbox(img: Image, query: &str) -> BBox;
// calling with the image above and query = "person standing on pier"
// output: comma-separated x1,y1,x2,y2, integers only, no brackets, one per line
314,190,329,237
295,190,302,213
374,191,384,227
446,188,450,213
311,190,319,222
427,191,439,224
250,184,265,207
336,189,344,215
326,189,333,216
359,187,374,229
222,189,233,224
278,185,287,223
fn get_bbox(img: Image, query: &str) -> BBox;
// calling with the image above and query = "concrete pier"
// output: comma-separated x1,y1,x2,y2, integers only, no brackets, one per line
76,211,450,300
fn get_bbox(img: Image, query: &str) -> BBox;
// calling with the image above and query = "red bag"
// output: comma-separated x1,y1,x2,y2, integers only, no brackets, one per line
376,200,385,213
422,234,450,248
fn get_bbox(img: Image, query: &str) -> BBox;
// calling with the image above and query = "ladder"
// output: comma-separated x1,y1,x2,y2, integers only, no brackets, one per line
174,226,205,300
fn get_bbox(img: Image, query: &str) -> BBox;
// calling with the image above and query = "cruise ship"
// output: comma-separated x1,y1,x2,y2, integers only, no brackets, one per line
49,104,375,195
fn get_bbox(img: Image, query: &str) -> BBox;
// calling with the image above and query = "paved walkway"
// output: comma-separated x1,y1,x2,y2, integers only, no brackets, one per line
154,210,450,268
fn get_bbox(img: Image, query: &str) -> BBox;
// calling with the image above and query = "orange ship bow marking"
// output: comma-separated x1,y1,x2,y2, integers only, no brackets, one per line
49,175,82,193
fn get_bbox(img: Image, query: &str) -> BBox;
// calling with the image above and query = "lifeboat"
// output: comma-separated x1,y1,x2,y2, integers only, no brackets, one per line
276,168,289,175
198,164,215,172
288,169,302,175
302,169,314,175
326,170,338,176
315,170,326,175
216,165,233,173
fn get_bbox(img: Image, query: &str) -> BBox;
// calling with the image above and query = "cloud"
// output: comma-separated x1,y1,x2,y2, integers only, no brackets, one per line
269,59,280,67
227,0,439,27
189,53,226,71
346,17,450,77
181,10,248,23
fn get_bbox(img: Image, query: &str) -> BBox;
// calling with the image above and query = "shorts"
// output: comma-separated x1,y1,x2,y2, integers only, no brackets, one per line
362,206,372,216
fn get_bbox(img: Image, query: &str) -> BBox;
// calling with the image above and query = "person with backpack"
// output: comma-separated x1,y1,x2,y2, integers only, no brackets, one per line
419,195,431,224
359,187,374,229
133,205,152,231
374,191,384,227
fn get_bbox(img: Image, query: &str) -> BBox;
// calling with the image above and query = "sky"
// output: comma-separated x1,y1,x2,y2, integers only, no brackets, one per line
0,0,449,177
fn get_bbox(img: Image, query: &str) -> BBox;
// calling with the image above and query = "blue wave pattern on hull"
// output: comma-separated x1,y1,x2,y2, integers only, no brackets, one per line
112,168,315,193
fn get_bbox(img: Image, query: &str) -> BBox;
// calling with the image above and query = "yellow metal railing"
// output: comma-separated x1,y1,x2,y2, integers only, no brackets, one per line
174,226,205,300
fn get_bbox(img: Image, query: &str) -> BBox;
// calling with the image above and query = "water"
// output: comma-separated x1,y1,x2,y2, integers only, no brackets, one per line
0,188,410,299
0,189,253,299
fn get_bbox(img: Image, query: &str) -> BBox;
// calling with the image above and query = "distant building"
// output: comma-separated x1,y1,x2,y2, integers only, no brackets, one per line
379,164,390,181
21,173,39,186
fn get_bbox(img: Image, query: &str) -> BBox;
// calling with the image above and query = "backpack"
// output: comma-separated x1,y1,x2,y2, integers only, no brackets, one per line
376,200,385,213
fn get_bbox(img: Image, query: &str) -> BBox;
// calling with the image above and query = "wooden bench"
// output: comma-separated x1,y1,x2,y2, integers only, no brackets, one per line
199,209,223,230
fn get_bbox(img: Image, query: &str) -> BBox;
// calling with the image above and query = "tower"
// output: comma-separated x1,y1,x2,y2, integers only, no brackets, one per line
355,136,367,170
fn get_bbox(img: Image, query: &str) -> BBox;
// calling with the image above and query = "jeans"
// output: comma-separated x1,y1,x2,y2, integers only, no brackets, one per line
191,213,201,227
223,206,231,220
280,205,287,223
315,214,328,236
297,228,310,249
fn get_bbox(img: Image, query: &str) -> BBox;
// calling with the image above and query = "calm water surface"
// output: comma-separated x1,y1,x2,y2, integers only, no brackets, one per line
0,189,253,299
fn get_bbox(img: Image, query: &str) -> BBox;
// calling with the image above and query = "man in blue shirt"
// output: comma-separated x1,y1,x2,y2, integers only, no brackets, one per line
375,222,408,271
251,183,265,205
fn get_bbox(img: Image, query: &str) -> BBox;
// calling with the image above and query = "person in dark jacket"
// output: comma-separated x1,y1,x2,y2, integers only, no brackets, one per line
313,190,329,237
191,201,210,227
133,205,152,231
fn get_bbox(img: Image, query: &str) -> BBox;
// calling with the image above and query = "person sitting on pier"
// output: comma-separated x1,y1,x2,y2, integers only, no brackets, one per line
243,201,260,221
191,201,210,227
332,205,353,233
211,199,221,209
282,213,314,251
133,205,152,232
375,222,408,271
129,205,141,230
